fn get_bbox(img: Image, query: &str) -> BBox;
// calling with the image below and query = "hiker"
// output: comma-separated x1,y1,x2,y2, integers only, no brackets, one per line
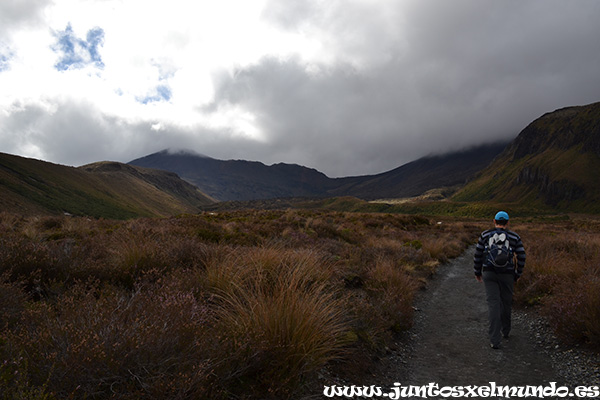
473,211,526,349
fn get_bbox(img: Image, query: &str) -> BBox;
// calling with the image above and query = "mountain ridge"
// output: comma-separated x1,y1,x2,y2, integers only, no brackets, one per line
0,152,215,218
5,101,599,216
129,143,509,202
453,101,600,212
329,143,508,200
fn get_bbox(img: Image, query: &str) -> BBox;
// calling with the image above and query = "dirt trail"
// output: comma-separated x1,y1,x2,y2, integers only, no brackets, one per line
402,246,559,387
360,245,600,400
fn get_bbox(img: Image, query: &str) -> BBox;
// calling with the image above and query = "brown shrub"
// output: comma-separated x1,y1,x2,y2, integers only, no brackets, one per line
0,273,27,330
366,257,418,333
544,272,600,346
209,247,350,397
1,278,214,399
514,221,600,349
0,210,480,398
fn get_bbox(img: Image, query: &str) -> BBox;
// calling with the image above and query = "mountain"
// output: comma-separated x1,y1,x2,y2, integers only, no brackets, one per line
129,150,338,201
328,143,508,200
453,101,600,212
0,152,215,218
129,144,508,202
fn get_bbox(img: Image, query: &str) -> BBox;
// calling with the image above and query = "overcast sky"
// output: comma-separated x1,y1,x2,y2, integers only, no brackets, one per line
1,0,600,177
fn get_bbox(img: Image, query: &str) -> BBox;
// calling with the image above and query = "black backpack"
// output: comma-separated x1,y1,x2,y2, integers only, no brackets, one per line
486,231,512,268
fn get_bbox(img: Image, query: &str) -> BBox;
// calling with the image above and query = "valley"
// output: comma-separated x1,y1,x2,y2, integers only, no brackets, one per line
1,101,600,398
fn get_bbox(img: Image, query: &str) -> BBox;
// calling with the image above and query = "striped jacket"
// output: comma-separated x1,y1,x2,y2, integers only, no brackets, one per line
473,228,526,278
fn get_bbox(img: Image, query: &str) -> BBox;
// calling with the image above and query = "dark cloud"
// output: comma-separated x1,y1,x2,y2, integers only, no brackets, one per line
3,1,600,179
1,101,120,165
212,58,416,176
262,0,406,69
210,0,600,177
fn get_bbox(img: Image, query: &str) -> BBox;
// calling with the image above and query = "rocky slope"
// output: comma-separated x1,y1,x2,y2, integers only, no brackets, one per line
453,101,600,212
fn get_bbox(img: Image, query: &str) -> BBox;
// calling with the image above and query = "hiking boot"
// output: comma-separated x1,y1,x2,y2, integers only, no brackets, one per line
490,343,500,349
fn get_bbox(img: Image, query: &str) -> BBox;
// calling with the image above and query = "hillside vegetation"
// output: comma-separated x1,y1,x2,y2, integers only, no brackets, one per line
0,211,598,399
202,195,560,220
0,210,477,399
454,101,600,213
0,153,214,219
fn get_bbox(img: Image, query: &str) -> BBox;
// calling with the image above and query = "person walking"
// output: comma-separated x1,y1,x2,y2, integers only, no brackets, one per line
473,211,526,349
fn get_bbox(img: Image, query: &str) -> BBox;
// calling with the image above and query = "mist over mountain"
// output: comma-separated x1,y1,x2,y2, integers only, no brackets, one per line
4,101,600,217
328,143,508,200
129,150,338,201
129,143,509,202
454,101,600,212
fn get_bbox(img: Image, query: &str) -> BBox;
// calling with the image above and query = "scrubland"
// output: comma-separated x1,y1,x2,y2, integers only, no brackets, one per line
0,210,598,399
514,217,600,347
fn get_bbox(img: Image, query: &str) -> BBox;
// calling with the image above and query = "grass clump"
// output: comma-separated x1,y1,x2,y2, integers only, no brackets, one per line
210,249,348,397
514,219,600,348
1,278,214,399
0,210,483,398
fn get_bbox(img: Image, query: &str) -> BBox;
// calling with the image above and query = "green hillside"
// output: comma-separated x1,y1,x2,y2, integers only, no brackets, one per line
453,102,600,213
0,153,215,219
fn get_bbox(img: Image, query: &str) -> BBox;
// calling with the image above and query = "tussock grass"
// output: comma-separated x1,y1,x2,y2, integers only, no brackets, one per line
515,221,600,348
2,278,213,399
0,210,503,398
366,257,418,333
212,252,348,396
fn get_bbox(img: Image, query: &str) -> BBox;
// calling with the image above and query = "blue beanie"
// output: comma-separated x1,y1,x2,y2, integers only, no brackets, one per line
494,211,509,221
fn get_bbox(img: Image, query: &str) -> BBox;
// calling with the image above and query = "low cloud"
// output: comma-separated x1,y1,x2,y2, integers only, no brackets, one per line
1,1,600,178
0,97,270,169
208,0,600,176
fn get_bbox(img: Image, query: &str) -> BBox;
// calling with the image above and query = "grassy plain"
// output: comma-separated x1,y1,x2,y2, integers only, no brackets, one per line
0,210,598,399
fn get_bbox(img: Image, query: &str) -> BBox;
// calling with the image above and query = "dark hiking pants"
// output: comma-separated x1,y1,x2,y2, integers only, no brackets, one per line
482,271,514,347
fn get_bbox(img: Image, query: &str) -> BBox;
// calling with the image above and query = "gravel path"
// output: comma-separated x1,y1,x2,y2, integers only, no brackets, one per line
360,246,600,398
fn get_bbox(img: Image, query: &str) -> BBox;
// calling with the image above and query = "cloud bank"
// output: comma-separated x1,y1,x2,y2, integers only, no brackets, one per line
1,0,600,177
